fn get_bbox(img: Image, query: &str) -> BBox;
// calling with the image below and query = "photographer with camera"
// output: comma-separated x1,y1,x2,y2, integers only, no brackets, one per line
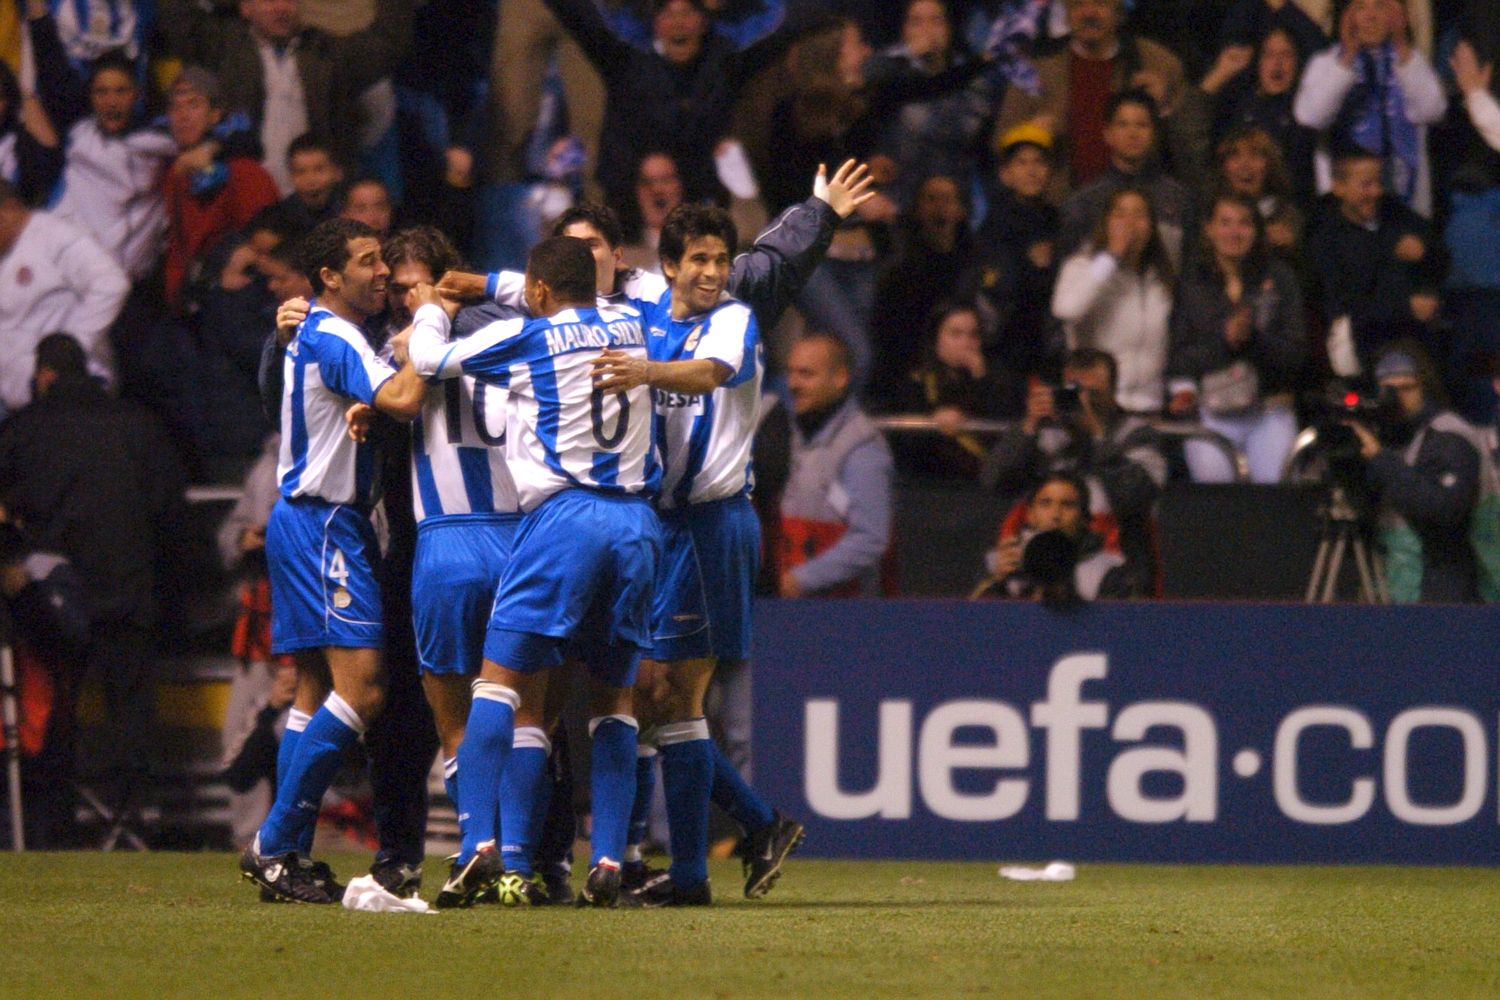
1344,344,1499,603
973,471,1135,603
982,347,1167,595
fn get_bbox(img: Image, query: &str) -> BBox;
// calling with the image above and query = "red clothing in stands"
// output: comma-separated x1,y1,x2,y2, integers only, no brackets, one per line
1068,54,1116,188
162,157,279,307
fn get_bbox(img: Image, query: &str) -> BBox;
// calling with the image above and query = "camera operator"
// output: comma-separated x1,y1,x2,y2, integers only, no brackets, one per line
982,347,1167,595
1343,345,1495,603
974,472,1135,603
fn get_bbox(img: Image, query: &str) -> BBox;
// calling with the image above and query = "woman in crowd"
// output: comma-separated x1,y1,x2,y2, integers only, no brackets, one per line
1167,192,1306,483
1052,186,1176,415
1213,125,1306,269
1207,27,1318,205
893,300,1021,479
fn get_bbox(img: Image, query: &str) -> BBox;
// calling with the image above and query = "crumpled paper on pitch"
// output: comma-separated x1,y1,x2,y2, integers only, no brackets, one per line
341,874,435,913
998,862,1076,882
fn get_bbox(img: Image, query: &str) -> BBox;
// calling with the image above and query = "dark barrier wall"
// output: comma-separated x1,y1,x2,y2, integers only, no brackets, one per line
752,600,1500,863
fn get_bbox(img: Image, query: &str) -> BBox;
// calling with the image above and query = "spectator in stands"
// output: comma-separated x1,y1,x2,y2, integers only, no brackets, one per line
867,0,1002,210
339,176,395,238
1347,343,1492,603
1213,125,1306,266
983,346,1167,593
1058,89,1197,268
0,180,127,415
48,49,178,281
779,332,894,597
974,470,1134,601
976,123,1061,387
277,133,344,232
891,300,1022,479
1307,147,1440,378
158,0,414,196
1167,193,1306,483
620,151,684,274
161,67,280,311
1453,37,1500,153
0,333,186,802
215,432,289,846
993,0,1210,200
1206,26,1319,204
542,0,810,215
869,173,979,405
0,18,66,207
1052,185,1176,414
1293,0,1446,216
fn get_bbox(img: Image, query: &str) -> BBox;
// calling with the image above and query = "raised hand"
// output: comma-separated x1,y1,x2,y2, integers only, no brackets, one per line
815,159,879,219
1451,39,1493,97
435,270,490,302
277,296,310,345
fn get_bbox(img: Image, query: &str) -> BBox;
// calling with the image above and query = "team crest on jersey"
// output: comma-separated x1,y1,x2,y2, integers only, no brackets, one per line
683,325,702,352
649,326,666,338
332,587,351,609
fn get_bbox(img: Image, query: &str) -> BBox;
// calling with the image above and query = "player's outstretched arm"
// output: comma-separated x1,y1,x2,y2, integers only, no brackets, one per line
592,350,730,394
816,159,877,219
372,363,425,420
438,268,525,310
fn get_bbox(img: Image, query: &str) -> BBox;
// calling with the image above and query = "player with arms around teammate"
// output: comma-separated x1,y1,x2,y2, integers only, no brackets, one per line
591,205,799,906
401,237,659,908
239,218,426,903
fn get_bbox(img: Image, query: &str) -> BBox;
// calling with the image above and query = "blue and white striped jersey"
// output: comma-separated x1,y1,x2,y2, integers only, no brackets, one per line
410,370,521,523
643,293,763,509
277,306,396,507
407,302,656,512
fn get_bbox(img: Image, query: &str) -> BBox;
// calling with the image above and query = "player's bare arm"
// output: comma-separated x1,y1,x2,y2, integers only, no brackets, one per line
591,350,730,394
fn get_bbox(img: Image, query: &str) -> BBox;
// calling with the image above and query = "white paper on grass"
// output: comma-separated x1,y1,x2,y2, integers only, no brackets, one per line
341,874,435,913
998,862,1076,882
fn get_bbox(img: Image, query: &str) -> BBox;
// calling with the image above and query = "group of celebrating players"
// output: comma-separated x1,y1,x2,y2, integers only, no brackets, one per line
236,158,876,908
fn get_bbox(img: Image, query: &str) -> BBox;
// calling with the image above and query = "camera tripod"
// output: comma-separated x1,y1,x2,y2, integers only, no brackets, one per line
1305,484,1389,604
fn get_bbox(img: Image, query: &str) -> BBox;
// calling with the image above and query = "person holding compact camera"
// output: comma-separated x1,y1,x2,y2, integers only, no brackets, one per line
982,346,1167,595
1343,343,1500,603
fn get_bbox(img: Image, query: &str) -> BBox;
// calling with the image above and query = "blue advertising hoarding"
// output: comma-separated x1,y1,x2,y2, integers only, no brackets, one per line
751,600,1500,863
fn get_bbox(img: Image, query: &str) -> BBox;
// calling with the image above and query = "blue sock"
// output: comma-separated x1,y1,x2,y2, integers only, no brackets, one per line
658,718,713,888
498,727,551,876
710,740,775,833
275,709,310,851
456,682,517,862
626,746,658,866
443,756,459,814
258,695,364,857
588,715,638,868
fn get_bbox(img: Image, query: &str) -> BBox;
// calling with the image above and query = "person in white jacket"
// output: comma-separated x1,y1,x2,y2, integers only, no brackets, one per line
48,51,179,280
1451,39,1500,153
1052,185,1175,414
1292,0,1446,216
0,180,128,415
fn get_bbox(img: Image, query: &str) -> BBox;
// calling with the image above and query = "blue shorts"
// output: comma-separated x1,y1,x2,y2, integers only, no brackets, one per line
412,514,520,676
651,494,759,663
483,489,661,687
267,497,383,654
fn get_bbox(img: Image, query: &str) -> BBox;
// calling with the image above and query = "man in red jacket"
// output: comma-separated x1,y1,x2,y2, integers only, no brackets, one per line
161,67,279,310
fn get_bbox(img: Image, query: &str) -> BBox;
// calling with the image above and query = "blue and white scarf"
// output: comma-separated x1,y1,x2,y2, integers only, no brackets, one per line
982,0,1054,96
1344,43,1420,205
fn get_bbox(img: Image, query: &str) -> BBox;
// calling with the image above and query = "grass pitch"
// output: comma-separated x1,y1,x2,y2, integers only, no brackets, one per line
2,854,1498,999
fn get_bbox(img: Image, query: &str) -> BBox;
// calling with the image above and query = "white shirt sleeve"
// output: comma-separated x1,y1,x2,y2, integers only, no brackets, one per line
409,303,525,382
1051,252,1119,323
1465,88,1500,152
694,308,749,377
60,228,129,387
1294,48,1359,129
1393,51,1447,124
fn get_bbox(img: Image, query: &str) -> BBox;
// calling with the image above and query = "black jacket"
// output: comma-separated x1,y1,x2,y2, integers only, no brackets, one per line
975,187,1061,379
0,377,185,623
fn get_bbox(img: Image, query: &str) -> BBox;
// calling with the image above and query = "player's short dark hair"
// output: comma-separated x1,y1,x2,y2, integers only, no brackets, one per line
1104,88,1159,127
382,225,464,281
551,203,624,250
35,332,88,378
87,48,136,87
287,132,337,168
1064,347,1119,389
796,331,853,375
300,217,378,294
526,236,597,304
659,203,738,269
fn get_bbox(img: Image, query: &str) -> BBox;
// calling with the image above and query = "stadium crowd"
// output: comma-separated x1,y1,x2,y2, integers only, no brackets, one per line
1,0,1499,884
